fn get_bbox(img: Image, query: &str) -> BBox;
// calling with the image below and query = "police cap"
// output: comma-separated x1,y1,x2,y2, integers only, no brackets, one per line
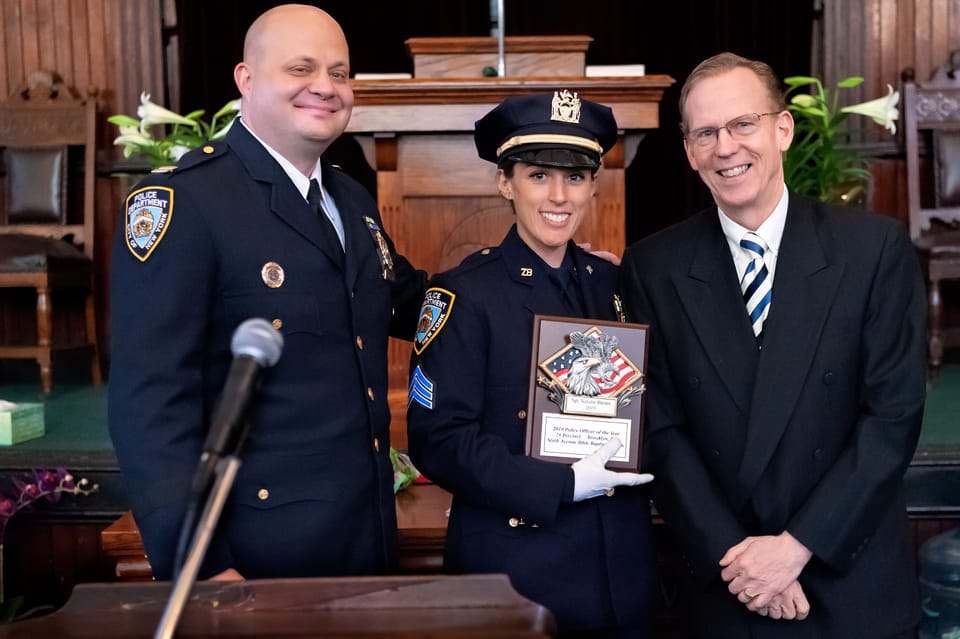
474,90,618,170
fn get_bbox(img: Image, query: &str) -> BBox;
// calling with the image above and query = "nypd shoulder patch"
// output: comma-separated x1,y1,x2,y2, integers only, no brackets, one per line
408,364,435,410
413,287,455,355
125,186,173,262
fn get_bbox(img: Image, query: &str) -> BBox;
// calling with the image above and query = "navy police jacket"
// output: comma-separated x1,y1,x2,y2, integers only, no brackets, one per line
108,122,425,580
407,226,656,635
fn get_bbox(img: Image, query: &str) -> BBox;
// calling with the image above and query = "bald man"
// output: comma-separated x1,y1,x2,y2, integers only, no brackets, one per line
109,4,427,581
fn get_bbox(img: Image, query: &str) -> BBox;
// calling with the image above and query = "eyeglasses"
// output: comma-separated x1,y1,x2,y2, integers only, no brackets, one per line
683,112,782,149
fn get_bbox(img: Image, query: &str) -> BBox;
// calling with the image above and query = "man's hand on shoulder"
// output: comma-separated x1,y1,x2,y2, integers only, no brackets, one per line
577,242,621,266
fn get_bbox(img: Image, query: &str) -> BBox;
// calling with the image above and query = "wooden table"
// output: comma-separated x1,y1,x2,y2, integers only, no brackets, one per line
101,482,452,579
3,574,554,638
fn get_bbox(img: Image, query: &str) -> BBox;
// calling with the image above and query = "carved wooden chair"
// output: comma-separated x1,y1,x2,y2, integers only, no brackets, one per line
904,52,960,379
0,70,101,393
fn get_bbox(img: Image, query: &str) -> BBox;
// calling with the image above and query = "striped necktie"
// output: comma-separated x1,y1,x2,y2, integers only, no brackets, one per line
740,232,771,337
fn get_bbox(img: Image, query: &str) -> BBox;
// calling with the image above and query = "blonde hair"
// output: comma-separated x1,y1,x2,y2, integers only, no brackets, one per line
679,52,786,131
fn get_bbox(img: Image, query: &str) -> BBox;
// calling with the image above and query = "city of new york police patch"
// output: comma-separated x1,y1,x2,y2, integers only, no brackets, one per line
413,287,455,355
125,186,173,262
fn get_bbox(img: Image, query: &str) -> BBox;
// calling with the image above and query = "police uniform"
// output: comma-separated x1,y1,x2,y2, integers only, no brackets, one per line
406,92,657,637
108,121,425,580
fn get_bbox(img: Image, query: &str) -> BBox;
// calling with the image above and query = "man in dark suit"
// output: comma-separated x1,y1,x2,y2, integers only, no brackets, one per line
108,4,425,581
620,52,927,638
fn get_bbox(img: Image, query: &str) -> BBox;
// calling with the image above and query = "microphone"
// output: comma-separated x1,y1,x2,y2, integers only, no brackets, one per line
201,318,284,459
173,318,283,576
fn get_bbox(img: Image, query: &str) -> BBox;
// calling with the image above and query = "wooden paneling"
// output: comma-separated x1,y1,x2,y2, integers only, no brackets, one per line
1,0,165,370
822,0,960,143
819,1,960,220
0,0,957,369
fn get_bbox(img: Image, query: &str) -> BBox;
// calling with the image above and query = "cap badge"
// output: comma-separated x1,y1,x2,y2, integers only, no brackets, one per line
551,90,582,124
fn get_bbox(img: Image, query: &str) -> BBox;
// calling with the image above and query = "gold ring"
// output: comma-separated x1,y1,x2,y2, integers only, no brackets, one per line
743,590,755,599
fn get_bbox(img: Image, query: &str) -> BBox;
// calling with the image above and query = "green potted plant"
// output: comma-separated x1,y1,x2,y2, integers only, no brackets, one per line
783,75,900,205
108,93,240,169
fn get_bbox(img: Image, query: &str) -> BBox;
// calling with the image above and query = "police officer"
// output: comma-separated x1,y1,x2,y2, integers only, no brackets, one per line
108,5,426,581
407,91,658,637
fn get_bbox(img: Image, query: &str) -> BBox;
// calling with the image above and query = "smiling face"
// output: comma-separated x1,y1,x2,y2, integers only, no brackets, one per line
234,5,353,174
498,162,598,267
682,66,793,229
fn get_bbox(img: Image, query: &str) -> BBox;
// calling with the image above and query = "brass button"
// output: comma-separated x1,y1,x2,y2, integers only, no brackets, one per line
481,248,491,255
202,145,215,154
605,488,615,497
272,318,283,329
257,488,269,501
356,336,363,349
367,387,375,401
517,409,527,419
508,517,520,528
373,437,380,452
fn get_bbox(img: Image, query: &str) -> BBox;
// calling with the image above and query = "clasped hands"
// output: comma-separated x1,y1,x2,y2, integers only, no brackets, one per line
719,532,813,621
572,437,653,501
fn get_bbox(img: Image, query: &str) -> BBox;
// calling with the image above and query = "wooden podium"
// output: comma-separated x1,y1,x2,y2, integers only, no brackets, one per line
347,37,674,447
3,574,554,638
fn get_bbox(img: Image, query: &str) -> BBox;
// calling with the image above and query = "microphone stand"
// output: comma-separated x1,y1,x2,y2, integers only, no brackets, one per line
153,454,241,639
496,0,505,77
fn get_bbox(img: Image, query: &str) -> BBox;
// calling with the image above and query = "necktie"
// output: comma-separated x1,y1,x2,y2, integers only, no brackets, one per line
740,232,771,337
307,179,344,264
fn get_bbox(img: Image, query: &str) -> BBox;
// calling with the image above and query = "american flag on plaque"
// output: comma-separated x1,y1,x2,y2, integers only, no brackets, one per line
539,326,641,398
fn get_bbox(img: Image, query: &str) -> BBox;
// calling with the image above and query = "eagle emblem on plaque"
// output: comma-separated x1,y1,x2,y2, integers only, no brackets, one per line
537,326,645,418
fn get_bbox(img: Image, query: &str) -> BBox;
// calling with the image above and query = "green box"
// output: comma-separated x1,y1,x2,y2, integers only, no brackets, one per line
0,403,45,445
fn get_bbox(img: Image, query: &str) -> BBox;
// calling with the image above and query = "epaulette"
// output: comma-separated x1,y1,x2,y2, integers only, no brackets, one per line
444,245,500,276
173,141,228,173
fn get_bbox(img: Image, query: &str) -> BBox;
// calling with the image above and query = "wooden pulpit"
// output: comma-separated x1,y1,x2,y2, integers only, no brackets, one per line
346,36,675,447
3,574,554,638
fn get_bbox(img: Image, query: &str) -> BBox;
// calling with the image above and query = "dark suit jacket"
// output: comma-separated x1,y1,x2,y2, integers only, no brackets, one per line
109,122,425,580
620,195,926,638
407,227,657,635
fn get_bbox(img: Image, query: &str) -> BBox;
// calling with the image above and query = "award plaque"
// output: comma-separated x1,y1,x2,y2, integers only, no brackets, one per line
525,315,648,471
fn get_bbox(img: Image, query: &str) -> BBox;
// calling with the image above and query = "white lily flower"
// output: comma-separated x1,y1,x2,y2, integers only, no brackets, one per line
112,132,155,158
209,117,236,140
110,92,239,167
841,84,900,134
169,145,192,161
137,91,198,129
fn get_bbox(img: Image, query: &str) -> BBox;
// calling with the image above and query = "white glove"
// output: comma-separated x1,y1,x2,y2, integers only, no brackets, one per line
572,437,654,502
